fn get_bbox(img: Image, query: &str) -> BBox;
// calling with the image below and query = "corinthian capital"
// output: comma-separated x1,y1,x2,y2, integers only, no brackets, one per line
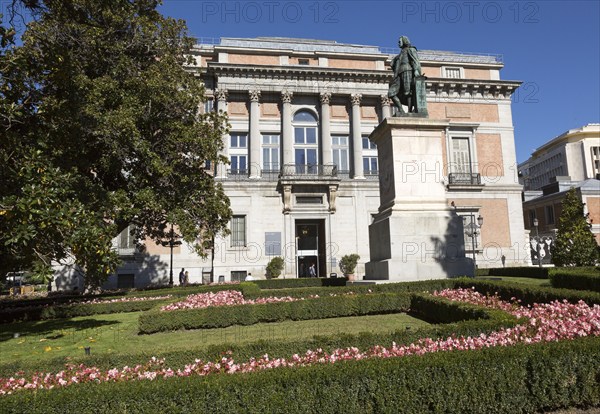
249,90,261,102
215,89,228,102
281,90,293,104
380,94,392,106
320,92,332,105
350,93,362,106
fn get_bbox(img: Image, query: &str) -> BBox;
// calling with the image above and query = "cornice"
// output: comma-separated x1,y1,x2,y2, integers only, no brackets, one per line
203,64,522,99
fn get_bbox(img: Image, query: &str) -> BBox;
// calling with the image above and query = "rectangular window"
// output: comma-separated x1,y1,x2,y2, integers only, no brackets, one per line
230,133,247,148
363,156,378,174
545,205,555,225
231,215,246,247
592,146,600,179
296,196,323,204
529,210,537,227
230,155,247,175
119,225,136,249
362,137,376,150
445,67,462,78
204,99,214,113
262,134,280,171
450,137,472,176
298,58,310,65
230,133,248,175
332,135,349,172
231,270,247,282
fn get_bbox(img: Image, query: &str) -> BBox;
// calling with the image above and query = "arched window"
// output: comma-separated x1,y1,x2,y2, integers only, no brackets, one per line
293,110,318,173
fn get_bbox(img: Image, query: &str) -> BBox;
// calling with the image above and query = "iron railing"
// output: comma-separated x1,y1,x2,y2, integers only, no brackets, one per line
448,172,482,185
280,164,338,179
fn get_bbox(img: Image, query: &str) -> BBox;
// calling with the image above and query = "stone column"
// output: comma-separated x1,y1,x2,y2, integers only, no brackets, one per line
320,92,332,167
351,93,364,179
215,89,229,179
249,89,261,179
380,94,392,120
281,91,293,166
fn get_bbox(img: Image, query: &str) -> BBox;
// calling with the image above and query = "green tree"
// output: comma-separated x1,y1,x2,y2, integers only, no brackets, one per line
0,1,231,289
551,188,599,267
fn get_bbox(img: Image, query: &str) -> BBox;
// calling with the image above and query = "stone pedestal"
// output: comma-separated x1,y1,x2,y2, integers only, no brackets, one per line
365,117,473,281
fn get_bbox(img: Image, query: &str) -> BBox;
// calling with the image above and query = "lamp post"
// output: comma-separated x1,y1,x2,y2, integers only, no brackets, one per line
161,223,182,286
533,218,542,267
464,215,483,277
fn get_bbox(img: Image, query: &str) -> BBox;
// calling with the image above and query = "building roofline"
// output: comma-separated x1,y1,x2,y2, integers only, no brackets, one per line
191,36,503,66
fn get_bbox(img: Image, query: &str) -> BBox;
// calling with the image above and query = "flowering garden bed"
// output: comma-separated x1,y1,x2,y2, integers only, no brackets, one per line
1,280,600,413
0,289,600,412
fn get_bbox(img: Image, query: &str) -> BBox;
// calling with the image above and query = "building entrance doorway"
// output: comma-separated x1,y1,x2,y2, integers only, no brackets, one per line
295,219,326,277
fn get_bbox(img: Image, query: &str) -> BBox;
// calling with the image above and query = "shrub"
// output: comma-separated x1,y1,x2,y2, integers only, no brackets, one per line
2,337,598,413
487,267,549,279
138,293,413,334
549,268,600,292
339,254,360,275
265,257,284,279
454,278,600,306
253,278,347,290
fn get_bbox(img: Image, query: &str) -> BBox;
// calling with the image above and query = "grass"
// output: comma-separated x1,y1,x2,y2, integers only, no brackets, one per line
0,311,429,370
475,276,551,287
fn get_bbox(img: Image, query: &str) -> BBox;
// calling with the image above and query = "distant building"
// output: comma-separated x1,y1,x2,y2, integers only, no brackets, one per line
520,124,600,263
56,37,530,290
519,124,600,191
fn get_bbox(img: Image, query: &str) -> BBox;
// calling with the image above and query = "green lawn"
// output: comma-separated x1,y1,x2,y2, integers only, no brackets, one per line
475,276,551,286
0,311,429,370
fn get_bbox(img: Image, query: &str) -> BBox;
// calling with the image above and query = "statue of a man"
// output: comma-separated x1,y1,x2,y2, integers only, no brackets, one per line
388,36,423,114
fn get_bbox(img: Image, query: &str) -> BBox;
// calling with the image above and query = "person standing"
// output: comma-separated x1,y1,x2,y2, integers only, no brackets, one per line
184,270,189,286
179,268,185,285
309,263,317,278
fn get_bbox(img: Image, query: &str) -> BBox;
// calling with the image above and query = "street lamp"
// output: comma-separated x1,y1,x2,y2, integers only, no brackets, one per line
533,218,542,268
161,223,182,286
464,215,483,277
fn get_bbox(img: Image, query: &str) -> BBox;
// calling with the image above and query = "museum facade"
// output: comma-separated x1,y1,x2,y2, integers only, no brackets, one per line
101,37,529,288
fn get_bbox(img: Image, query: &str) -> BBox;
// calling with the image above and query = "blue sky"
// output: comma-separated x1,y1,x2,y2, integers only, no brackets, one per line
159,0,600,163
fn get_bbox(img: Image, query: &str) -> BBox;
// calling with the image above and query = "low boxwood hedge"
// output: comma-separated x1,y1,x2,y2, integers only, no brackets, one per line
2,336,598,413
138,292,413,334
487,266,549,278
253,277,348,289
549,268,600,293
0,284,249,323
0,298,174,324
454,278,600,305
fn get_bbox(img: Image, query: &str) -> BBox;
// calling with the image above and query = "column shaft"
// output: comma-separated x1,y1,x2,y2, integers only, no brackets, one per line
281,91,293,166
216,89,228,179
249,90,261,178
351,94,364,179
320,92,332,167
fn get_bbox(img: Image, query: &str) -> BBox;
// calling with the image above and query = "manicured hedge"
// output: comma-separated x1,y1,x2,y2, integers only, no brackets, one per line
550,269,600,293
454,278,600,306
139,293,413,334
0,298,174,324
487,266,549,279
2,337,599,413
0,284,248,323
253,277,348,289
0,296,518,378
252,279,456,300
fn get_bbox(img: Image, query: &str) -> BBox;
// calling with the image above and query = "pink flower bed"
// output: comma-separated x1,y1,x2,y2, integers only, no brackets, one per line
160,290,301,311
2,288,599,395
80,295,172,305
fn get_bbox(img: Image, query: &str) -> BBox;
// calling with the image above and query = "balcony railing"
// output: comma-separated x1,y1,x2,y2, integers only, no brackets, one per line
448,172,482,185
280,164,339,180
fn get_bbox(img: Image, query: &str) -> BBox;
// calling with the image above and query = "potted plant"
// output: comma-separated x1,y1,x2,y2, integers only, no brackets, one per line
339,254,360,281
265,256,284,279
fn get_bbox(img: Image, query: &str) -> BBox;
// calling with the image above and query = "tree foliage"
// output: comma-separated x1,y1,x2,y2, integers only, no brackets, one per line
0,0,231,288
551,188,599,267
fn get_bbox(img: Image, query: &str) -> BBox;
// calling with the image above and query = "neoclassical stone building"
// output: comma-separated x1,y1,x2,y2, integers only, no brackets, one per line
102,37,529,288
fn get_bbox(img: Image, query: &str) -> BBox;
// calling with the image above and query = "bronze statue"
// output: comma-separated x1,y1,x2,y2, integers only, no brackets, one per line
388,36,428,116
